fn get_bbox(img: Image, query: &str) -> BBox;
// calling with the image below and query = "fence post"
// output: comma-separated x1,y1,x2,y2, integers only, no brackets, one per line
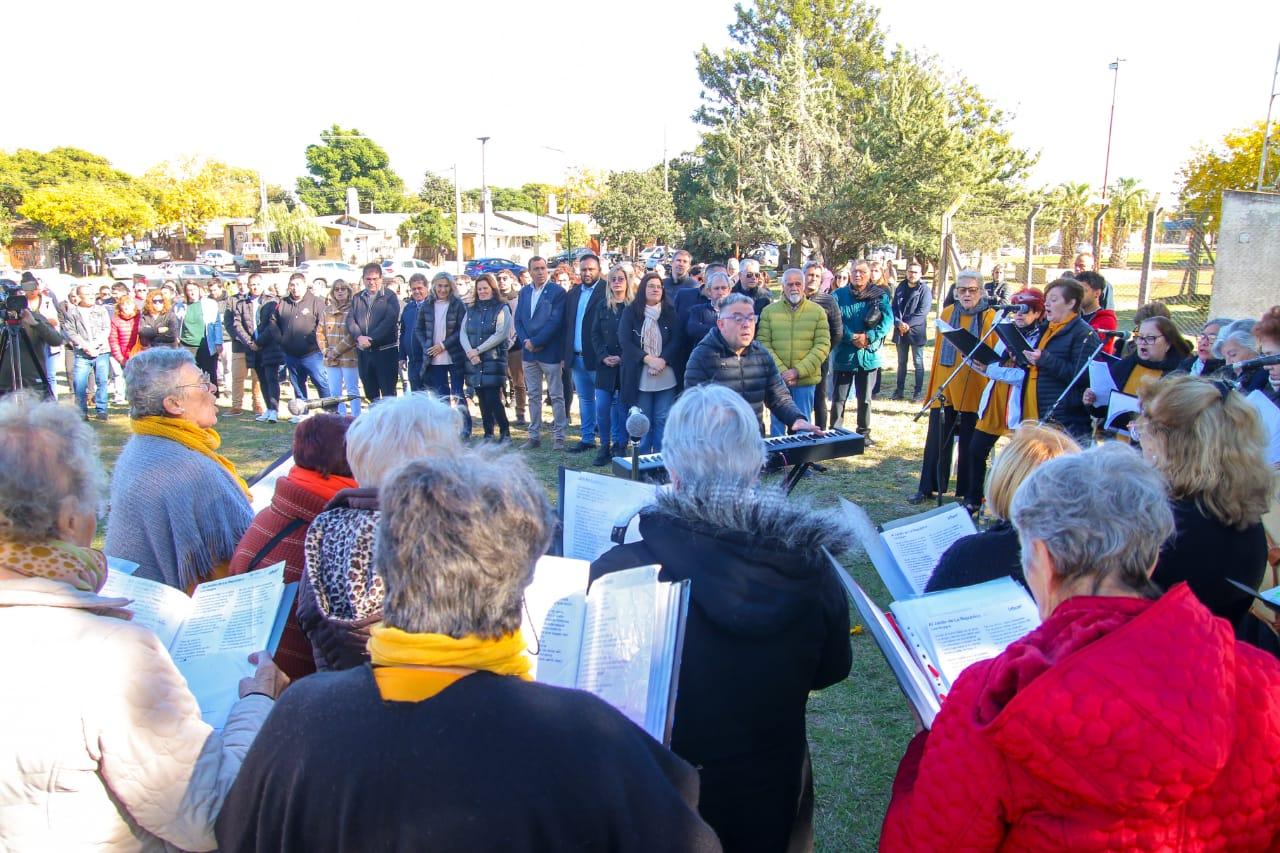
1091,205,1110,269
936,196,964,303
1024,203,1044,286
1137,206,1161,307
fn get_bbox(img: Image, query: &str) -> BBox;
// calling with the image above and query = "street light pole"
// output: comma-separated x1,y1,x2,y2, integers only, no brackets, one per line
1101,58,1126,201
452,163,463,273
477,137,491,257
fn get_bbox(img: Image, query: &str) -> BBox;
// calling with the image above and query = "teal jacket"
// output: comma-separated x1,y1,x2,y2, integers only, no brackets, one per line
832,284,893,372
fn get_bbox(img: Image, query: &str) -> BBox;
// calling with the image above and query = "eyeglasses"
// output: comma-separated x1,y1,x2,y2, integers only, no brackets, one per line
174,372,216,394
1197,329,1217,339
150,298,165,304
954,287,981,295
1134,334,1163,345
720,313,758,325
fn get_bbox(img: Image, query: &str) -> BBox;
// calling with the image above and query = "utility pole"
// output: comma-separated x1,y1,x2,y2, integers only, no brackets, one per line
477,136,491,256
662,125,669,193
452,163,463,272
1258,42,1280,192
1101,58,1126,201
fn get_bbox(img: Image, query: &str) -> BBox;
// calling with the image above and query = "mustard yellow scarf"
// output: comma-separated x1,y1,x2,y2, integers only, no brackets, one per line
1023,311,1077,422
368,623,532,702
131,416,251,500
0,537,107,592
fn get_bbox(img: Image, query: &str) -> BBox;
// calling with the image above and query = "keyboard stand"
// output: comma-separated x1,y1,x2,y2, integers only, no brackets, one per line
781,462,813,494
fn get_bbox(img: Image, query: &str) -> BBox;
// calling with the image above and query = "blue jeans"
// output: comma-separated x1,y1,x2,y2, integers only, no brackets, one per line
325,364,362,416
73,352,110,415
594,387,627,448
771,383,815,436
636,387,675,453
45,351,60,399
571,355,597,444
285,351,331,400
426,363,464,400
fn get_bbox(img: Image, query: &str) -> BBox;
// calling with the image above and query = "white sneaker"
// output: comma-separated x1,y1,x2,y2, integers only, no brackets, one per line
255,412,271,422
289,415,304,424
267,412,278,423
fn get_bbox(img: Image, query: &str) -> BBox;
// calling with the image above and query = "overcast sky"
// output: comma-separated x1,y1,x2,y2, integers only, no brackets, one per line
6,0,1277,203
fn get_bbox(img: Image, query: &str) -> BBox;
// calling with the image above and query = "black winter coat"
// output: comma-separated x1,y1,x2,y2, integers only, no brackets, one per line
683,302,718,352
461,299,509,390
415,296,467,376
1175,355,1226,377
732,281,772,316
590,302,626,392
926,521,1025,593
561,281,607,365
138,311,180,349
277,292,326,358
891,281,932,345
618,303,680,410
346,288,400,351
253,299,285,368
684,327,803,430
230,296,259,357
591,489,852,853
809,290,844,356
1032,316,1099,434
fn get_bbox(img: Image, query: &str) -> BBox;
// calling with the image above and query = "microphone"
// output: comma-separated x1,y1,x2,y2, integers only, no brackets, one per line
625,406,651,441
287,395,359,416
1233,353,1280,370
989,303,1029,315
1098,329,1128,339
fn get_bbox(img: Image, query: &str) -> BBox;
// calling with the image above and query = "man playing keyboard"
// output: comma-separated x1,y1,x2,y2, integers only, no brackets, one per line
685,293,822,435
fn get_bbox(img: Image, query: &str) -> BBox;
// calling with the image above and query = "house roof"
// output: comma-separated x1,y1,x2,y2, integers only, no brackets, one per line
201,217,256,239
316,213,412,232
457,212,541,238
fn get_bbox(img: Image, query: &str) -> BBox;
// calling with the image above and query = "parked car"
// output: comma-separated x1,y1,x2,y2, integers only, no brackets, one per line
638,246,664,262
749,244,779,268
601,251,626,270
137,247,172,263
196,249,238,270
106,255,139,281
545,247,596,269
465,257,526,278
295,260,361,288
644,247,670,271
381,258,441,284
132,263,236,291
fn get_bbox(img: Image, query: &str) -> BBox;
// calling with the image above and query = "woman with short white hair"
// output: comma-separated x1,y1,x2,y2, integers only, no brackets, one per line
0,393,284,851
297,393,462,671
592,383,853,851
883,442,1280,849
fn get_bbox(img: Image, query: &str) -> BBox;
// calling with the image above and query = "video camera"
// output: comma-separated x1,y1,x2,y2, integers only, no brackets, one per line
0,279,27,326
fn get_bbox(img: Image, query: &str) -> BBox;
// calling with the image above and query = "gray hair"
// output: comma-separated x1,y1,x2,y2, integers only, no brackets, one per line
1203,316,1234,334
802,260,824,273
780,267,804,286
125,347,197,419
718,293,755,316
726,257,740,272
345,393,462,488
1010,442,1172,597
703,271,732,294
1214,318,1257,359
740,258,760,274
0,393,106,542
956,268,982,286
663,384,766,490
431,270,457,292
376,447,554,638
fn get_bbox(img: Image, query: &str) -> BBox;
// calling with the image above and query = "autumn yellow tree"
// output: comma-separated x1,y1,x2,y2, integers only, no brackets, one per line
1178,121,1276,236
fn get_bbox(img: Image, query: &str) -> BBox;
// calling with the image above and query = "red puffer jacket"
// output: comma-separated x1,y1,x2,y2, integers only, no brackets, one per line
881,584,1280,851
109,311,140,364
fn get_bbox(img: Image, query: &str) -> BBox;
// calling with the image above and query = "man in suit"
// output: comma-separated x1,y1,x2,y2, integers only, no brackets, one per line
515,256,567,449
563,253,607,453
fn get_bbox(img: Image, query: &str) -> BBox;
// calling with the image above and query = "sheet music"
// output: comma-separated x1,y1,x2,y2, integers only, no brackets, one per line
839,497,916,601
575,566,661,732
880,504,978,596
521,556,590,686
249,455,294,514
1104,392,1140,432
1246,390,1280,465
561,470,657,561
99,571,191,649
168,564,285,661
1088,360,1118,406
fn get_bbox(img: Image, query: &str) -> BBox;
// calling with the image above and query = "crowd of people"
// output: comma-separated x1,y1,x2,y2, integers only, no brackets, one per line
3,245,1280,850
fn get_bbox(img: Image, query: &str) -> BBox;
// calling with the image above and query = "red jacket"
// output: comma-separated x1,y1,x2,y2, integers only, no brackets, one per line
109,312,140,364
881,585,1280,851
228,474,335,680
1085,308,1119,356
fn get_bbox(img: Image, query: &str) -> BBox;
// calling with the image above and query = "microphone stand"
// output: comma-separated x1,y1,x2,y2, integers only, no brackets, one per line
913,332,992,509
630,435,642,482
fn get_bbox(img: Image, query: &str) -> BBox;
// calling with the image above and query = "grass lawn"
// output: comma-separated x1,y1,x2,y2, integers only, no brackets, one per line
88,365,941,852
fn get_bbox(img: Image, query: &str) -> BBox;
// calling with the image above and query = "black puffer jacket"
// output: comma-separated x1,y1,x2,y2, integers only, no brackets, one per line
685,327,803,430
591,488,852,853
461,299,508,390
415,296,467,375
590,301,626,392
1031,315,1099,433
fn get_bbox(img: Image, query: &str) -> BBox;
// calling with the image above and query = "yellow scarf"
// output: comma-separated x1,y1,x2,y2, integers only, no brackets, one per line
0,537,107,592
1023,312,1077,422
367,623,532,702
131,416,251,500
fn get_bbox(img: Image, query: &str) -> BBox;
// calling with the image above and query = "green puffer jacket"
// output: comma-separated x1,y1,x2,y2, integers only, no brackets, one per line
832,284,894,372
756,298,831,387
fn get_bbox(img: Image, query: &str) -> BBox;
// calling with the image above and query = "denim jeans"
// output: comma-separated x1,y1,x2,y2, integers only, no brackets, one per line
73,352,110,415
45,351,60,399
636,387,675,453
325,364,362,416
285,351,331,400
594,387,627,448
771,383,815,435
570,355,598,444
896,340,926,395
425,363,465,401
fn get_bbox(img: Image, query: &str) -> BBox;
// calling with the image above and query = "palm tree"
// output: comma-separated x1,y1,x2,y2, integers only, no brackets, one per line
1054,182,1092,267
1105,177,1149,268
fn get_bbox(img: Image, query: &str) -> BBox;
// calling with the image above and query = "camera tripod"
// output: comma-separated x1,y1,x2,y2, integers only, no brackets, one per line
0,319,54,400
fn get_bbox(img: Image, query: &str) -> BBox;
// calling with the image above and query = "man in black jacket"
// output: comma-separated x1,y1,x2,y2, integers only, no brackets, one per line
732,258,772,315
279,273,331,416
663,249,697,295
347,263,401,401
891,262,932,401
684,293,820,435
562,253,607,452
228,274,267,415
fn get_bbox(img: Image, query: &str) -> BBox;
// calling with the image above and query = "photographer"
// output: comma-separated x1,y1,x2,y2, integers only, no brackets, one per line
0,279,62,398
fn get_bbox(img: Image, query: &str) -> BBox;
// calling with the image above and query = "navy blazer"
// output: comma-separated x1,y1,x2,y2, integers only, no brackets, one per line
514,282,566,365
891,281,932,346
399,298,427,364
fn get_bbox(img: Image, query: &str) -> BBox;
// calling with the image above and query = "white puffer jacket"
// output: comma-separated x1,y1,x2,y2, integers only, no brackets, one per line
0,576,272,851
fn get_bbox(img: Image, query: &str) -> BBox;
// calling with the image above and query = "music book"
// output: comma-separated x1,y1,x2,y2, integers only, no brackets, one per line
1104,391,1140,434
993,322,1033,367
248,451,295,514
825,549,1040,728
1226,577,1280,613
840,497,977,599
100,563,297,729
935,319,1002,365
521,557,689,744
557,468,658,561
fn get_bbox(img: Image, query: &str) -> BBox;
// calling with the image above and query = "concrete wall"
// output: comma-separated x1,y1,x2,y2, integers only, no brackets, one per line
1211,190,1280,320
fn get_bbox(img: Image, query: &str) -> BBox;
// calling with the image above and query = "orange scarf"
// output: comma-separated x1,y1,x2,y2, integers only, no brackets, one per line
368,623,532,702
285,466,358,504
1023,312,1077,422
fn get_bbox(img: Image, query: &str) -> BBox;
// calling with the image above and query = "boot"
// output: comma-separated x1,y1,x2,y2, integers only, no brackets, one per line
857,402,875,445
592,442,612,467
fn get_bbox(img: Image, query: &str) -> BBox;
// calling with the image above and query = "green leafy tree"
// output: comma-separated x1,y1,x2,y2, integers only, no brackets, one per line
418,171,456,214
140,158,258,245
296,125,407,214
1178,121,1275,236
266,184,295,209
398,208,455,262
19,181,157,267
255,202,330,263
559,221,590,251
1104,177,1149,268
591,169,681,255
1053,182,1093,266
